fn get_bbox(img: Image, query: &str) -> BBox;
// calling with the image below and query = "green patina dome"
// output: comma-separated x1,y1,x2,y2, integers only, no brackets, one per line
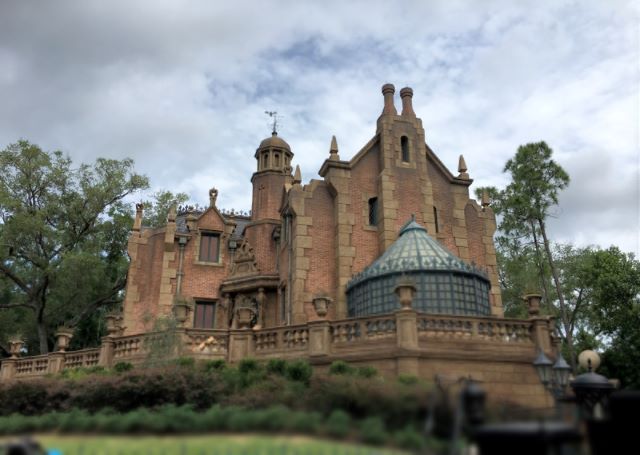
346,217,491,317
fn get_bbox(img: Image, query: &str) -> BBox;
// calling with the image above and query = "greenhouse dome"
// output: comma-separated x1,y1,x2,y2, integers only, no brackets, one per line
346,217,491,317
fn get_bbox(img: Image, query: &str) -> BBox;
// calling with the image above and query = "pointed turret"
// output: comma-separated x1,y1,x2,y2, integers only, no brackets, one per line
293,165,302,186
458,155,469,179
329,135,339,161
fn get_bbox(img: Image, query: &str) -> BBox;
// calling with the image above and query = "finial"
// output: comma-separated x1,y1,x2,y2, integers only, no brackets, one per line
133,203,144,231
381,83,397,115
399,87,415,117
481,189,490,208
329,135,339,161
458,155,469,179
209,187,218,207
167,203,177,223
265,110,279,135
293,165,301,185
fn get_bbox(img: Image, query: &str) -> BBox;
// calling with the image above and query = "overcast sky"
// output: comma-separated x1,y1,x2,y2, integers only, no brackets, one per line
0,0,638,256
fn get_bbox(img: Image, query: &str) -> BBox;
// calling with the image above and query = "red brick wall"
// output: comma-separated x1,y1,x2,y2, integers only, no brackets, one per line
465,203,487,267
304,182,336,320
350,146,381,274
428,161,458,253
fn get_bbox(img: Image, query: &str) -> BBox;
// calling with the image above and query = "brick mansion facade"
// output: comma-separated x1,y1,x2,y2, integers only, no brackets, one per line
1,85,558,409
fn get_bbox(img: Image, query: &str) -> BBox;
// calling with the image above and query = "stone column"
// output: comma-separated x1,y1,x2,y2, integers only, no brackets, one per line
47,352,65,374
228,329,254,363
526,293,553,354
308,320,331,357
395,279,419,375
98,336,115,368
0,359,17,380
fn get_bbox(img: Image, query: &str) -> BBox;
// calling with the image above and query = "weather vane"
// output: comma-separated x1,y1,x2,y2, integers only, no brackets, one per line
265,111,280,135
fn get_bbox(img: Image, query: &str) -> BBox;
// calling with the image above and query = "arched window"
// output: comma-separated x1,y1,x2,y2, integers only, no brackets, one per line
368,197,378,226
401,136,410,162
274,153,280,167
263,154,269,169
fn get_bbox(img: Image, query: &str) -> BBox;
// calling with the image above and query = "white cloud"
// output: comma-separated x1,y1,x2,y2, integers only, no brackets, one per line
0,0,637,255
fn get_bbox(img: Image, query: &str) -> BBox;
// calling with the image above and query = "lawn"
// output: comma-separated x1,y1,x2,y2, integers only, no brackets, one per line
1,434,409,455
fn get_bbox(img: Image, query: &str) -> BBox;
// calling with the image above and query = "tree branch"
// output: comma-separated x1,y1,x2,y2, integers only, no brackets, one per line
0,263,32,295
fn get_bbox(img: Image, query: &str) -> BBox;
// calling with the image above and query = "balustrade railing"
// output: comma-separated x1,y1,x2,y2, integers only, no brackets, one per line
417,315,532,343
14,355,50,377
113,335,145,359
63,348,100,369
253,325,309,352
185,329,228,355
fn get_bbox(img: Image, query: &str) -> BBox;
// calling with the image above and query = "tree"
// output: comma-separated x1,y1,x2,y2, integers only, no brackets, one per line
142,190,189,228
0,140,148,354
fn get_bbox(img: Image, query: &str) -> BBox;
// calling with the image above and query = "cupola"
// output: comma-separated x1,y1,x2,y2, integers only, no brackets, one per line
254,132,293,173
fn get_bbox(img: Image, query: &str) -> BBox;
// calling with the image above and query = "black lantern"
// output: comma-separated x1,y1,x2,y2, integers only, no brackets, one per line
533,349,553,387
552,352,571,389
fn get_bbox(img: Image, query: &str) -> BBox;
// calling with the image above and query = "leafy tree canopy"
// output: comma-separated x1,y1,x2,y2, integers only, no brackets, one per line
0,140,149,354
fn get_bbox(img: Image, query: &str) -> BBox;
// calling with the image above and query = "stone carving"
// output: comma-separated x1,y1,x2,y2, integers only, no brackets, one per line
209,187,218,207
230,239,259,276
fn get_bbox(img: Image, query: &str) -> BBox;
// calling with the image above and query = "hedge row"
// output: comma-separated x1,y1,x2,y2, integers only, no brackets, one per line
0,404,428,451
0,360,431,431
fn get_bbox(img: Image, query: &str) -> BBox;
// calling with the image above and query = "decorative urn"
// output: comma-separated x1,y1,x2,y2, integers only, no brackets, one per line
55,326,74,352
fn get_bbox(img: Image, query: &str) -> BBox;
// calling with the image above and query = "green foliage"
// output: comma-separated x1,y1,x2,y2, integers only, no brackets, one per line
238,357,260,374
173,357,196,369
266,358,287,375
325,409,351,438
329,360,354,375
356,366,378,378
59,366,107,380
393,425,426,451
397,374,418,385
359,416,388,445
142,190,189,229
203,359,226,372
284,359,313,384
0,140,148,354
113,362,133,373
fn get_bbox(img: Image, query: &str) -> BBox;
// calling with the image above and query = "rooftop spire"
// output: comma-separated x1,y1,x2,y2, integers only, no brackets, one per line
329,135,340,160
458,155,469,179
293,165,302,185
264,110,279,135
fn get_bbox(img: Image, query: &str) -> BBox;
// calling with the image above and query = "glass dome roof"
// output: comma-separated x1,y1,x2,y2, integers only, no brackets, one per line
346,217,491,317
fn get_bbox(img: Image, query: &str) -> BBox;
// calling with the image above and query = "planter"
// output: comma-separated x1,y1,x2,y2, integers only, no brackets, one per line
524,293,542,316
312,295,332,318
395,278,417,310
236,307,254,329
172,303,191,325
105,312,121,336
9,338,25,359
55,328,74,352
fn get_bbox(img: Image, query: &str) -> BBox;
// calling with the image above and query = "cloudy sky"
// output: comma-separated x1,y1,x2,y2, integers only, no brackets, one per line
0,0,638,255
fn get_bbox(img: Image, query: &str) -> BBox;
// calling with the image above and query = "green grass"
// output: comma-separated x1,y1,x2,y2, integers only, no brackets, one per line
1,434,409,455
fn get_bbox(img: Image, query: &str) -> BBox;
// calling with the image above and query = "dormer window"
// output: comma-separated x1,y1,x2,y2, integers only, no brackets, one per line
401,136,410,162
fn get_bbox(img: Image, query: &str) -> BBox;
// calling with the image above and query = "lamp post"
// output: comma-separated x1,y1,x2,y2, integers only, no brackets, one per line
570,350,613,420
533,349,572,402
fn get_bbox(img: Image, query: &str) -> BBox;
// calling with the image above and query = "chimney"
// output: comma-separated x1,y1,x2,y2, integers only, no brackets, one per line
381,83,397,115
400,87,415,117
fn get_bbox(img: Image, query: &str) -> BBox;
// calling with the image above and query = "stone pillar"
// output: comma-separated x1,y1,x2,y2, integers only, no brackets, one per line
0,359,17,380
396,310,418,351
531,317,553,353
228,329,254,363
308,320,331,357
98,336,115,368
47,353,65,374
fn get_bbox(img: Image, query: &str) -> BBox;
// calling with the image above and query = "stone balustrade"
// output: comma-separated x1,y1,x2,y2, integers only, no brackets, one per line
0,311,547,382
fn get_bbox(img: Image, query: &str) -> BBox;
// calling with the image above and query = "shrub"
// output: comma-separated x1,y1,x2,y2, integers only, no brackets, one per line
394,425,426,451
266,358,287,375
113,362,133,373
288,410,322,434
325,409,351,438
356,366,378,378
203,359,226,372
359,416,388,445
398,374,418,385
173,357,196,368
238,358,260,374
285,359,312,384
0,381,51,416
329,360,354,375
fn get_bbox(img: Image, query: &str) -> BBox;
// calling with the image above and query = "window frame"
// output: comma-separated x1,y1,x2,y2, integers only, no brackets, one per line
193,300,217,329
198,231,221,264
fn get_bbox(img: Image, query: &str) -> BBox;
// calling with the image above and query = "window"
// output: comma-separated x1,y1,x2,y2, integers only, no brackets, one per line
274,153,280,167
433,206,439,233
194,301,216,328
199,232,220,263
401,136,410,162
368,197,378,226
263,154,269,169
